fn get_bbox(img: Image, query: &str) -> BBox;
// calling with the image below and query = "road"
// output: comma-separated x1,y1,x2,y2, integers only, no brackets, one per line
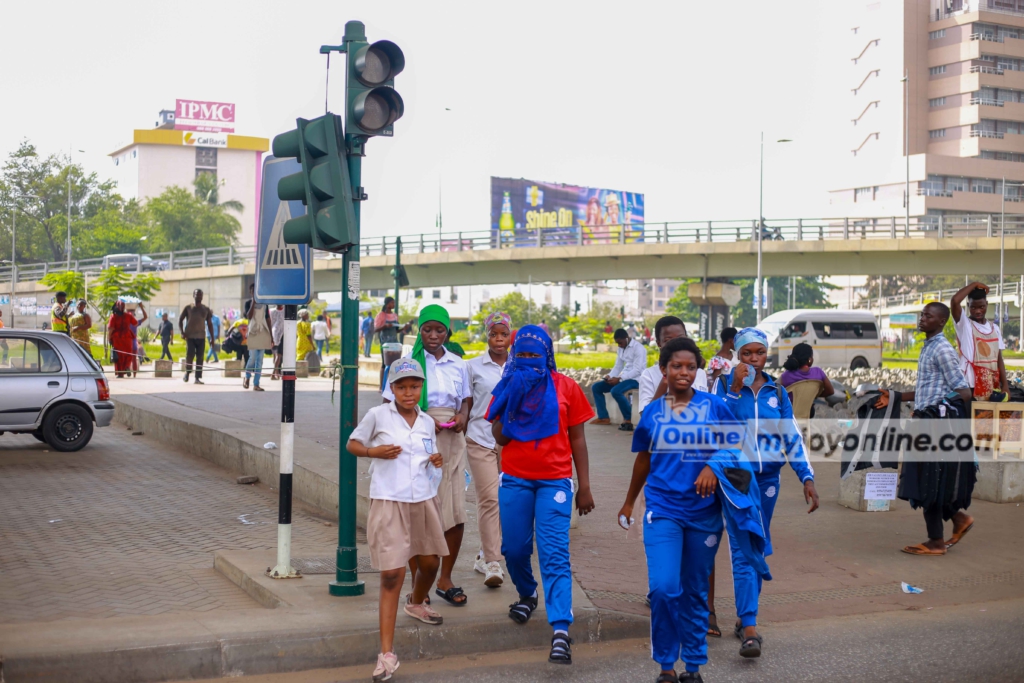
173,598,1024,683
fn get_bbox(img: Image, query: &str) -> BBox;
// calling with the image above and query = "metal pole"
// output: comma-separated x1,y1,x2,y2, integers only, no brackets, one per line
1019,274,1023,352
904,68,910,235
9,209,14,329
394,236,402,308
331,27,366,596
67,152,72,271
269,304,300,579
1001,176,1006,326
757,131,763,323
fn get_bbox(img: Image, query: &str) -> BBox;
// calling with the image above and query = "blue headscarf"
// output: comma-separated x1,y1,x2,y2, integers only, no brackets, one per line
735,327,768,350
486,324,559,443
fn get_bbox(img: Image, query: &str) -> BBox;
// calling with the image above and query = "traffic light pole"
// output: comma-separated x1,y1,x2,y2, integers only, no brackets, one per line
394,236,402,306
329,24,367,597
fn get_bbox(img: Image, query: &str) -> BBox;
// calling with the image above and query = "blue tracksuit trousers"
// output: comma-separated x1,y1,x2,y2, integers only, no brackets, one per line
728,472,780,627
644,510,723,673
499,474,574,631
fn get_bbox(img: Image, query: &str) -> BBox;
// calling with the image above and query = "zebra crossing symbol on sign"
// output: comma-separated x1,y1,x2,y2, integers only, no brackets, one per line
255,156,312,305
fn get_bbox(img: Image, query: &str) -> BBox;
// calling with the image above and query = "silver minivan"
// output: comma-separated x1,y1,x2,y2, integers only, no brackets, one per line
0,330,114,451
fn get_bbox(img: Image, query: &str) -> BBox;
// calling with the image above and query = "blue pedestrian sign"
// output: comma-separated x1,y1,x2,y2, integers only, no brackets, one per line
255,156,313,305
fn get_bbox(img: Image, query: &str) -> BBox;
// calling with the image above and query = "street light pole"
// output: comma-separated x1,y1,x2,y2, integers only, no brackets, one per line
756,134,792,323
8,194,39,329
66,148,84,271
902,70,910,234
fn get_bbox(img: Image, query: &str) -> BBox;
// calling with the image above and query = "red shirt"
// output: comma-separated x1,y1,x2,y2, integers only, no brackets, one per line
498,373,595,480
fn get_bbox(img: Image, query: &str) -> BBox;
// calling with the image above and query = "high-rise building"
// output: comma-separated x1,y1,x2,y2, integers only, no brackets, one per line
830,0,1024,227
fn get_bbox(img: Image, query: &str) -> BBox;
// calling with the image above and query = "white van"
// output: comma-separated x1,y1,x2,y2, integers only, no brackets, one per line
758,309,882,370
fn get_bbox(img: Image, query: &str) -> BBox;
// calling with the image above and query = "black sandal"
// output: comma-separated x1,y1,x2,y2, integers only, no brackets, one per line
549,632,572,664
739,633,763,658
435,586,467,606
656,672,679,683
707,611,721,638
679,673,704,682
508,595,538,623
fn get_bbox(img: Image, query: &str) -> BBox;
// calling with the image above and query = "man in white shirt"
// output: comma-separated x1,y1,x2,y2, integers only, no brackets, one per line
638,316,708,413
591,328,647,431
311,314,330,360
269,305,284,380
951,282,1009,399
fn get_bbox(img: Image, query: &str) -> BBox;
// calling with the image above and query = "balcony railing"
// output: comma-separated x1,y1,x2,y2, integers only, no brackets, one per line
855,279,1023,311
918,187,954,197
971,33,1006,42
971,129,1006,137
971,97,1005,106
970,65,1006,74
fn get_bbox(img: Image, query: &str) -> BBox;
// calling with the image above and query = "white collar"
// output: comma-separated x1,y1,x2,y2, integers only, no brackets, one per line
426,347,460,364
385,401,423,419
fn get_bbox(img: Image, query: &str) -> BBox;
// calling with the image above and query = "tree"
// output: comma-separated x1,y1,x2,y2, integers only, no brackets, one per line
730,276,838,328
194,172,244,213
664,278,703,323
144,185,241,251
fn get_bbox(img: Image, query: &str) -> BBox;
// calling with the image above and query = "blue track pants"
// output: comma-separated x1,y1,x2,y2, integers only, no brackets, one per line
728,472,780,627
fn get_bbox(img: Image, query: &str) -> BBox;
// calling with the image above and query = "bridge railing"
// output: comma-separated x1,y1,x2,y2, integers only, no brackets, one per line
3,214,1024,285
855,280,1023,312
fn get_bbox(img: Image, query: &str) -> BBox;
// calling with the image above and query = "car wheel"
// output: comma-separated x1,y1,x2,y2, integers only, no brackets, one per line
42,404,94,452
850,356,869,370
31,429,46,443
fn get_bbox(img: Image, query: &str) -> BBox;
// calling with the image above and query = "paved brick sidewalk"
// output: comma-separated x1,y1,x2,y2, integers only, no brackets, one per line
0,428,339,623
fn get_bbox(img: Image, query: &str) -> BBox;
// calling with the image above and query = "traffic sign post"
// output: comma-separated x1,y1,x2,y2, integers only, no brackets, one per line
255,155,312,582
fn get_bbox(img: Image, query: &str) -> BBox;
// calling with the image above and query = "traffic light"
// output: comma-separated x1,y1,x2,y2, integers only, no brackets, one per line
346,36,405,137
390,264,409,287
574,301,581,315
273,114,357,252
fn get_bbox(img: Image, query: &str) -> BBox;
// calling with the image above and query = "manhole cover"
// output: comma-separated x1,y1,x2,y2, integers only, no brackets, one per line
291,556,379,574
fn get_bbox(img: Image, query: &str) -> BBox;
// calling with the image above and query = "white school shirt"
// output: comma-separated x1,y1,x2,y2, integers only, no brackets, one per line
609,338,647,382
311,320,329,340
382,348,472,410
349,402,441,502
269,307,284,345
465,352,506,448
953,314,1004,388
637,363,708,412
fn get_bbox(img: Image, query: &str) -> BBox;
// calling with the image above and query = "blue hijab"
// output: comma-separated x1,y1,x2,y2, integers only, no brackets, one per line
486,325,559,443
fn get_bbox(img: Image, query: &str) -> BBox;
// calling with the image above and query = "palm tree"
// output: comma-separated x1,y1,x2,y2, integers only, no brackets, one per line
193,172,243,213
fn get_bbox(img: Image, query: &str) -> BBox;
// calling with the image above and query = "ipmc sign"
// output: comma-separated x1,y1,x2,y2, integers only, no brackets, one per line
175,99,236,133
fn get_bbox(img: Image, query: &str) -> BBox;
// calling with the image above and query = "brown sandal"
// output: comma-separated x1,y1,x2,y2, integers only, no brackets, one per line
901,543,946,556
945,519,974,548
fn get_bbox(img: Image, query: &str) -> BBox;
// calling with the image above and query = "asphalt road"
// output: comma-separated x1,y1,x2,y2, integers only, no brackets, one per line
179,598,1024,683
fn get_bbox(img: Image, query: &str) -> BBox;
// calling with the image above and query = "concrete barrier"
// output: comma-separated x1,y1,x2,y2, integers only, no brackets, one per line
975,460,1024,503
224,359,243,378
838,467,897,512
295,360,309,378
153,359,173,378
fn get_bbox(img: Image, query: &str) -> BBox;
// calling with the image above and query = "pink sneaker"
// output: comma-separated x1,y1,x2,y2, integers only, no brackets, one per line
372,651,399,681
404,596,443,625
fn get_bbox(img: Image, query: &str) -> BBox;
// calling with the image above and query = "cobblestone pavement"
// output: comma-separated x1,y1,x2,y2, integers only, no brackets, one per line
0,428,339,623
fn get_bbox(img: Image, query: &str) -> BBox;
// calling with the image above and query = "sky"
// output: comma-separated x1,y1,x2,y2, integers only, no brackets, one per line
0,0,850,244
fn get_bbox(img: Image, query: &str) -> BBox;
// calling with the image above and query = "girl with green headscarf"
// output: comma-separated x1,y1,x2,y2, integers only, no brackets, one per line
382,304,474,607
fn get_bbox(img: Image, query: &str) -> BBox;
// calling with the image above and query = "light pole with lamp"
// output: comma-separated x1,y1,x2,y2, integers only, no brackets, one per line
901,70,910,234
757,133,792,323
6,193,40,329
66,147,85,270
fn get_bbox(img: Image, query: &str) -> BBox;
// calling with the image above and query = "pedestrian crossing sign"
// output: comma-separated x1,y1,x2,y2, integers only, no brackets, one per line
255,156,313,304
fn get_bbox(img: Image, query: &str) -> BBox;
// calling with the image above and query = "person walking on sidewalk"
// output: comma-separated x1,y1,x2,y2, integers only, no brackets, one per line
874,302,974,556
591,328,646,431
50,291,71,336
465,310,512,588
180,289,214,385
707,327,738,386
638,316,708,414
108,300,138,378
348,358,448,682
951,282,1010,400
158,313,174,361
486,324,595,665
296,309,316,363
362,311,375,358
69,299,93,355
312,314,329,360
270,305,284,380
712,327,818,658
382,304,472,608
206,312,221,363
129,303,148,378
243,284,272,392
619,337,744,683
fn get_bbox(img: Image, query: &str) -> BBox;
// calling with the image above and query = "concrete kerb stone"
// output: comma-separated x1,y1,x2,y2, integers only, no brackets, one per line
113,395,370,526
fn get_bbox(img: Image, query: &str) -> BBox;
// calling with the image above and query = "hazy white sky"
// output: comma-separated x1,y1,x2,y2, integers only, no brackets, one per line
0,0,849,242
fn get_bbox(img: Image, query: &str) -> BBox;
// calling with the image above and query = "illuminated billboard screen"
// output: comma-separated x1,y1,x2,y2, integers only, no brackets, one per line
490,177,644,246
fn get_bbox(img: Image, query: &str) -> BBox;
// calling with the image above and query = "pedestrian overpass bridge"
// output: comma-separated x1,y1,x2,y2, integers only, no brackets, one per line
3,216,1022,319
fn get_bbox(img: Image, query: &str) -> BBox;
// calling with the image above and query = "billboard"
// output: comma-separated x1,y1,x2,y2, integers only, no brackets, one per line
490,177,644,246
889,313,918,329
174,99,236,133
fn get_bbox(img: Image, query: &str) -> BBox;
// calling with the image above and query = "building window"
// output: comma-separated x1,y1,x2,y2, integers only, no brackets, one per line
929,97,947,107
195,169,216,181
854,186,875,202
657,285,664,293
414,289,423,298
929,29,946,39
929,129,947,138
930,65,947,75
196,147,217,168
947,176,968,192
656,301,665,309
971,179,995,193
432,290,441,299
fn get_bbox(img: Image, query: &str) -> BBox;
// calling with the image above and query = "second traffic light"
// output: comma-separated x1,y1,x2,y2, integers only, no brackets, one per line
273,114,357,252
346,38,405,137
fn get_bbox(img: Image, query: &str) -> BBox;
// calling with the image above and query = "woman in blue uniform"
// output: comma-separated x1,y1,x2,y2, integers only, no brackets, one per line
712,327,819,658
618,336,743,683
